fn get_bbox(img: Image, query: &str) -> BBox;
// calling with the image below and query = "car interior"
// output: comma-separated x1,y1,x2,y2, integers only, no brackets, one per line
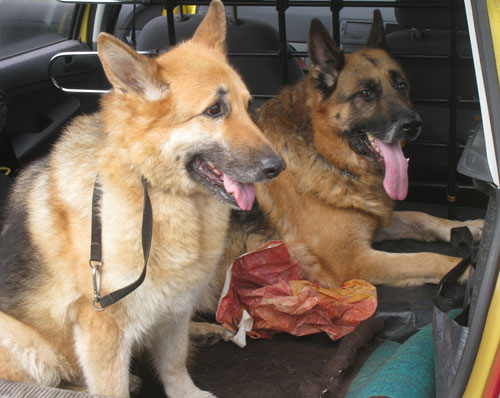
0,0,499,397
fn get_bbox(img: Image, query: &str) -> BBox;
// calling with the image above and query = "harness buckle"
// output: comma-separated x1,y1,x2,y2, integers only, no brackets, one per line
89,260,104,312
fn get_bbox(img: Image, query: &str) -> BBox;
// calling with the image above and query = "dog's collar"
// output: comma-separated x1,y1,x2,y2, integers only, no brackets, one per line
89,176,153,311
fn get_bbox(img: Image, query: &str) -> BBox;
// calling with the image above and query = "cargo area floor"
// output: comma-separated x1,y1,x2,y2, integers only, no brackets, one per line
133,202,485,398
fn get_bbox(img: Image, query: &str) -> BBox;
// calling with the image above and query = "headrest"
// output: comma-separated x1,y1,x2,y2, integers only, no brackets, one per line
136,13,304,99
395,0,468,31
137,14,204,51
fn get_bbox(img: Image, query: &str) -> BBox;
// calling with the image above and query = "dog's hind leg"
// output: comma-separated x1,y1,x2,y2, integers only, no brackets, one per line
0,311,73,387
373,211,483,243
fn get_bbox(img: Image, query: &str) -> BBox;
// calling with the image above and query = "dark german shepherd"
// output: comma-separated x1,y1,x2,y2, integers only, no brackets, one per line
201,10,483,305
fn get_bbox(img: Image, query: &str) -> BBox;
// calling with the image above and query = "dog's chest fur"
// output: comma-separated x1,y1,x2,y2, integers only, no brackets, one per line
96,180,230,327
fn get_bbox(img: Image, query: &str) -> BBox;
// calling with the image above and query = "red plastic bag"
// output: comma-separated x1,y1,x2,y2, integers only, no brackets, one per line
216,241,378,345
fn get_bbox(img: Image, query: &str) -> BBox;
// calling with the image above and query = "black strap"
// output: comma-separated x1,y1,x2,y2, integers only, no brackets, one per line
0,89,20,176
89,178,103,266
434,226,475,314
89,176,153,310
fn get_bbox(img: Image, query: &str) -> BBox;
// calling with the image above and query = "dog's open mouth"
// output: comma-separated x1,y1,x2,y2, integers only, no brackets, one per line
188,156,256,210
363,133,409,201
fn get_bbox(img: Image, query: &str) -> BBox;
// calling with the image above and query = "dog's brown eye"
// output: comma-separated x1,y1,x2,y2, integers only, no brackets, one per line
398,82,408,92
205,102,223,117
360,89,371,98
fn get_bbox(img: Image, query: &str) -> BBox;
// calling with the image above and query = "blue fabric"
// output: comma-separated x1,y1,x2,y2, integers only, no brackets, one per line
346,322,436,398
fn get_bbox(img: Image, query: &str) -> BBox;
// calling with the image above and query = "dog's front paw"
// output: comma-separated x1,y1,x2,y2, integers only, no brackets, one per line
192,390,217,398
465,219,484,242
456,264,470,284
129,374,142,395
190,321,234,346
166,384,218,398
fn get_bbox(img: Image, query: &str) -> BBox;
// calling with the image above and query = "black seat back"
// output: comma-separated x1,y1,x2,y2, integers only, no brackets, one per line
137,12,304,108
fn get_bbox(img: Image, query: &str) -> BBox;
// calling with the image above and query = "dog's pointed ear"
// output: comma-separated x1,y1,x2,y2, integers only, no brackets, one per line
366,9,387,49
97,33,168,100
192,0,227,53
308,18,344,95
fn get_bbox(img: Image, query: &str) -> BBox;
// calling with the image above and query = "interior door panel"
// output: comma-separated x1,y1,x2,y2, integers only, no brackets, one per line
10,96,81,162
0,39,104,165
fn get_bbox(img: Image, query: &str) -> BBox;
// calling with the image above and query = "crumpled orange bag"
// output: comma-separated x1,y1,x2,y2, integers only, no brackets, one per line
216,241,377,345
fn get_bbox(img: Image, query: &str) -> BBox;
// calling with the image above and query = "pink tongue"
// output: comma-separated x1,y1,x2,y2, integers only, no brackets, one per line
223,174,256,210
374,139,408,201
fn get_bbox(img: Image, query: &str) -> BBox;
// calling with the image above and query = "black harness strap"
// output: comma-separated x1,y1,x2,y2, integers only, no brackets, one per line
434,226,476,315
89,176,153,311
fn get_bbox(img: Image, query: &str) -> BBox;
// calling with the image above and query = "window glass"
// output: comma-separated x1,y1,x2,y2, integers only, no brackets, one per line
0,0,76,60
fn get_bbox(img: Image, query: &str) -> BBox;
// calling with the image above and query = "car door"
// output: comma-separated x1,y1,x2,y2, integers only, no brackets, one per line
0,0,107,170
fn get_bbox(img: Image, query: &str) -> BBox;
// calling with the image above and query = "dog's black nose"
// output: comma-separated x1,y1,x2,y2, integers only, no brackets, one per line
399,113,422,141
259,155,286,180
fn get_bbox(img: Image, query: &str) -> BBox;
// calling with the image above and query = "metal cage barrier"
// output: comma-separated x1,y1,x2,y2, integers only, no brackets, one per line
54,0,477,218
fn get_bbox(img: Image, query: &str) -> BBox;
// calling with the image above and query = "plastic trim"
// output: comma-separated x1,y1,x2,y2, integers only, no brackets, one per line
464,0,500,187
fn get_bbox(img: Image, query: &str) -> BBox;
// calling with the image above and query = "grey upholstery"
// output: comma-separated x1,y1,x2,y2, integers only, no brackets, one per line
137,13,205,49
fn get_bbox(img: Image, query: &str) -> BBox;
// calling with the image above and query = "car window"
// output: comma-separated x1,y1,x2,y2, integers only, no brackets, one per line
0,0,76,60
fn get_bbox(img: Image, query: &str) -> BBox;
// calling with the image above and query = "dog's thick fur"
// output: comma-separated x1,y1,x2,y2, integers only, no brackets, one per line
0,1,284,396
207,12,483,305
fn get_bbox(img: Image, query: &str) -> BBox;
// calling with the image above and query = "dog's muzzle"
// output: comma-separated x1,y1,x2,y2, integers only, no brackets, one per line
396,112,422,142
257,154,286,180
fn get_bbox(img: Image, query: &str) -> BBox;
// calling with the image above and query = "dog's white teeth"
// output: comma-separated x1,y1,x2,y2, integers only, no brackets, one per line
407,158,410,163
213,169,222,176
207,161,215,169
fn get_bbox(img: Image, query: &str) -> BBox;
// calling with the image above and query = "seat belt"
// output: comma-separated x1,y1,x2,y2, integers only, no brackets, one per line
0,89,20,177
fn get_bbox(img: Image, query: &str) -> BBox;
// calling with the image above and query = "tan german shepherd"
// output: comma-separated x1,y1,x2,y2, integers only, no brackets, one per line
206,11,483,309
0,1,284,396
